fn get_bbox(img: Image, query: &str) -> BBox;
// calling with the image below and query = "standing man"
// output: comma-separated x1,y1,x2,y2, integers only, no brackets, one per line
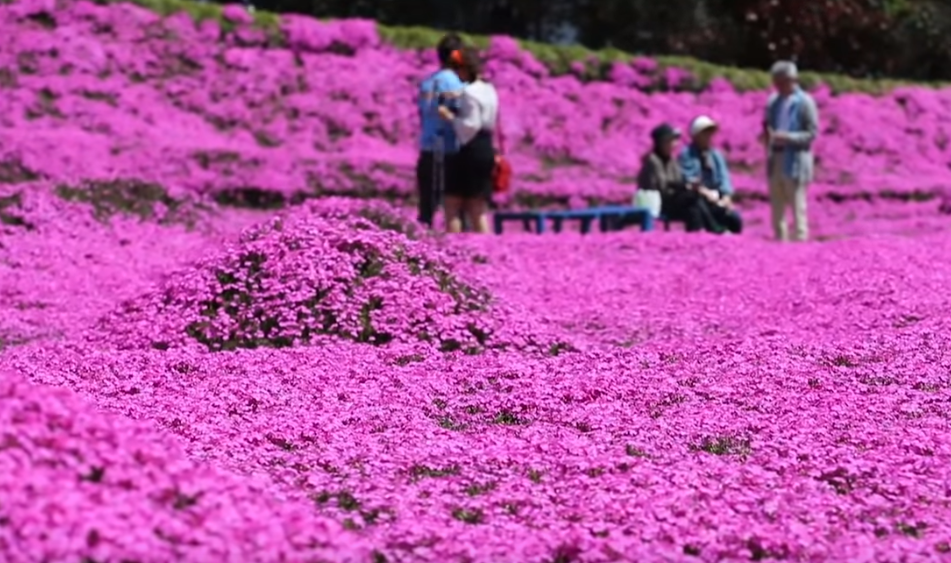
416,33,465,228
763,61,819,242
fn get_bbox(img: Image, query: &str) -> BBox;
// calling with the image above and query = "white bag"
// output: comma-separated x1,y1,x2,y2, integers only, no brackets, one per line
634,190,662,218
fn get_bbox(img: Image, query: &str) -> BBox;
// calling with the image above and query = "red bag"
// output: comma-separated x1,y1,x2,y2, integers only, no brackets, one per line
492,107,512,194
493,155,512,194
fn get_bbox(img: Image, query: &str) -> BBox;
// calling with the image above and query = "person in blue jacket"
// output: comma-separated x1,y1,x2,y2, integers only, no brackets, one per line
416,33,465,227
678,115,743,234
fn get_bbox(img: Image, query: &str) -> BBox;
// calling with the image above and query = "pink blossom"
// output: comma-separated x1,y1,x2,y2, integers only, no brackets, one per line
1,1,951,561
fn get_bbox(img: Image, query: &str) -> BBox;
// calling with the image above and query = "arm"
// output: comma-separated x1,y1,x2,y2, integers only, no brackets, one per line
679,148,720,202
636,155,661,192
416,81,430,133
450,91,481,146
763,92,777,130
784,94,818,148
715,151,734,200
434,71,464,109
677,148,701,185
417,85,426,126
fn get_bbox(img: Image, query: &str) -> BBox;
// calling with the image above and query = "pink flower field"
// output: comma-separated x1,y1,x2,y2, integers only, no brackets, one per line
3,0,951,561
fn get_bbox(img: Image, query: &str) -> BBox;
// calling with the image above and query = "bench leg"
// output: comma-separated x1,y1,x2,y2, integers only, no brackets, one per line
522,218,532,232
493,215,504,234
552,218,563,233
535,216,545,233
581,218,593,234
641,214,654,232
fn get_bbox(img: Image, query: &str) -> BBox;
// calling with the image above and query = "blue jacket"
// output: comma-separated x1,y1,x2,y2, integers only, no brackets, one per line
678,144,734,195
765,86,819,180
417,68,465,152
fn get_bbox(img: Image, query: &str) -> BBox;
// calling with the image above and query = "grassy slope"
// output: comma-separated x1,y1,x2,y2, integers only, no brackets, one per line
104,0,939,95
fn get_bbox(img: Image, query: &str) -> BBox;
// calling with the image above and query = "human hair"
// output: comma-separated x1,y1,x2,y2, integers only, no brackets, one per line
436,33,465,67
770,60,798,79
450,46,483,80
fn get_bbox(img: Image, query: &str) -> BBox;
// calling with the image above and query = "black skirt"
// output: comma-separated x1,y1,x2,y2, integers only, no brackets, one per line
446,130,495,200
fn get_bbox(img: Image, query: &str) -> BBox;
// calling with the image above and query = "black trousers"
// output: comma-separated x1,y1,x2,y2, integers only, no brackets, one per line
447,131,495,199
416,150,458,227
416,149,494,229
710,203,743,234
663,190,742,234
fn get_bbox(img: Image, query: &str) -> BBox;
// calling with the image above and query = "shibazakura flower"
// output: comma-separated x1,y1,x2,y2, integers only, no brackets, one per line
1,0,951,561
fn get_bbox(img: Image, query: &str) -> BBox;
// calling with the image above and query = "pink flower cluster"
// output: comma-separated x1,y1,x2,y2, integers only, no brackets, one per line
6,320,951,561
2,0,951,561
0,368,367,562
1,0,950,213
88,199,564,354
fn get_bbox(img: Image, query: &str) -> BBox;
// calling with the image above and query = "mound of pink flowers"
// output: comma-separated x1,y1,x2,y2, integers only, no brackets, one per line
91,200,564,354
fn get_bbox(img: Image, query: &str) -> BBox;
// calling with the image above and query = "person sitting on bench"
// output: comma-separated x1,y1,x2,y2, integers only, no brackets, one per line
677,116,743,234
636,123,721,233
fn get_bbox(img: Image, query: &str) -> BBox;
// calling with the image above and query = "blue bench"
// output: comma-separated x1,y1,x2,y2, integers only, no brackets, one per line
585,205,655,233
493,206,654,234
491,211,547,234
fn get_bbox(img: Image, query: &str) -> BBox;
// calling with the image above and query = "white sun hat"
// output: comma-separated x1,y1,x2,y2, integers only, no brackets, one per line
689,115,718,137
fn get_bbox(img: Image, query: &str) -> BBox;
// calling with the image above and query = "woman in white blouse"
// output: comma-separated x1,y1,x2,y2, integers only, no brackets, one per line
438,46,499,234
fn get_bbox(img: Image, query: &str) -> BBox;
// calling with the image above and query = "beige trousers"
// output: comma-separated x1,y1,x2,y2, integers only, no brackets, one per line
768,154,809,241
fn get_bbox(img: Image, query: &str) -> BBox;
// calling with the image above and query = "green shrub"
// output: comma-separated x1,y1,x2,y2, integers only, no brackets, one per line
108,0,942,94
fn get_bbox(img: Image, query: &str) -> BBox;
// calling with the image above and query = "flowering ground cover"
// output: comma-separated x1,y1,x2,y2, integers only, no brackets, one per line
3,0,951,561
6,228,951,561
2,0,951,212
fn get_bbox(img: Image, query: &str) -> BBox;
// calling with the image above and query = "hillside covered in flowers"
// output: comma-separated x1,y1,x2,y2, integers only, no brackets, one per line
3,0,951,561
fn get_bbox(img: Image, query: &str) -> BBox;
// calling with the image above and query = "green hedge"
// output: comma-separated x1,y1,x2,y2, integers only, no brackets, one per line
380,26,937,94
105,0,938,94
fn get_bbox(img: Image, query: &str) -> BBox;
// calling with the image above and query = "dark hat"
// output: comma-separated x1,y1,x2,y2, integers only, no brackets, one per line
651,123,681,143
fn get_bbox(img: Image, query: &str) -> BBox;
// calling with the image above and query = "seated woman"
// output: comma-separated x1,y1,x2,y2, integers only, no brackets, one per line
636,123,721,233
437,47,498,234
677,116,743,234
